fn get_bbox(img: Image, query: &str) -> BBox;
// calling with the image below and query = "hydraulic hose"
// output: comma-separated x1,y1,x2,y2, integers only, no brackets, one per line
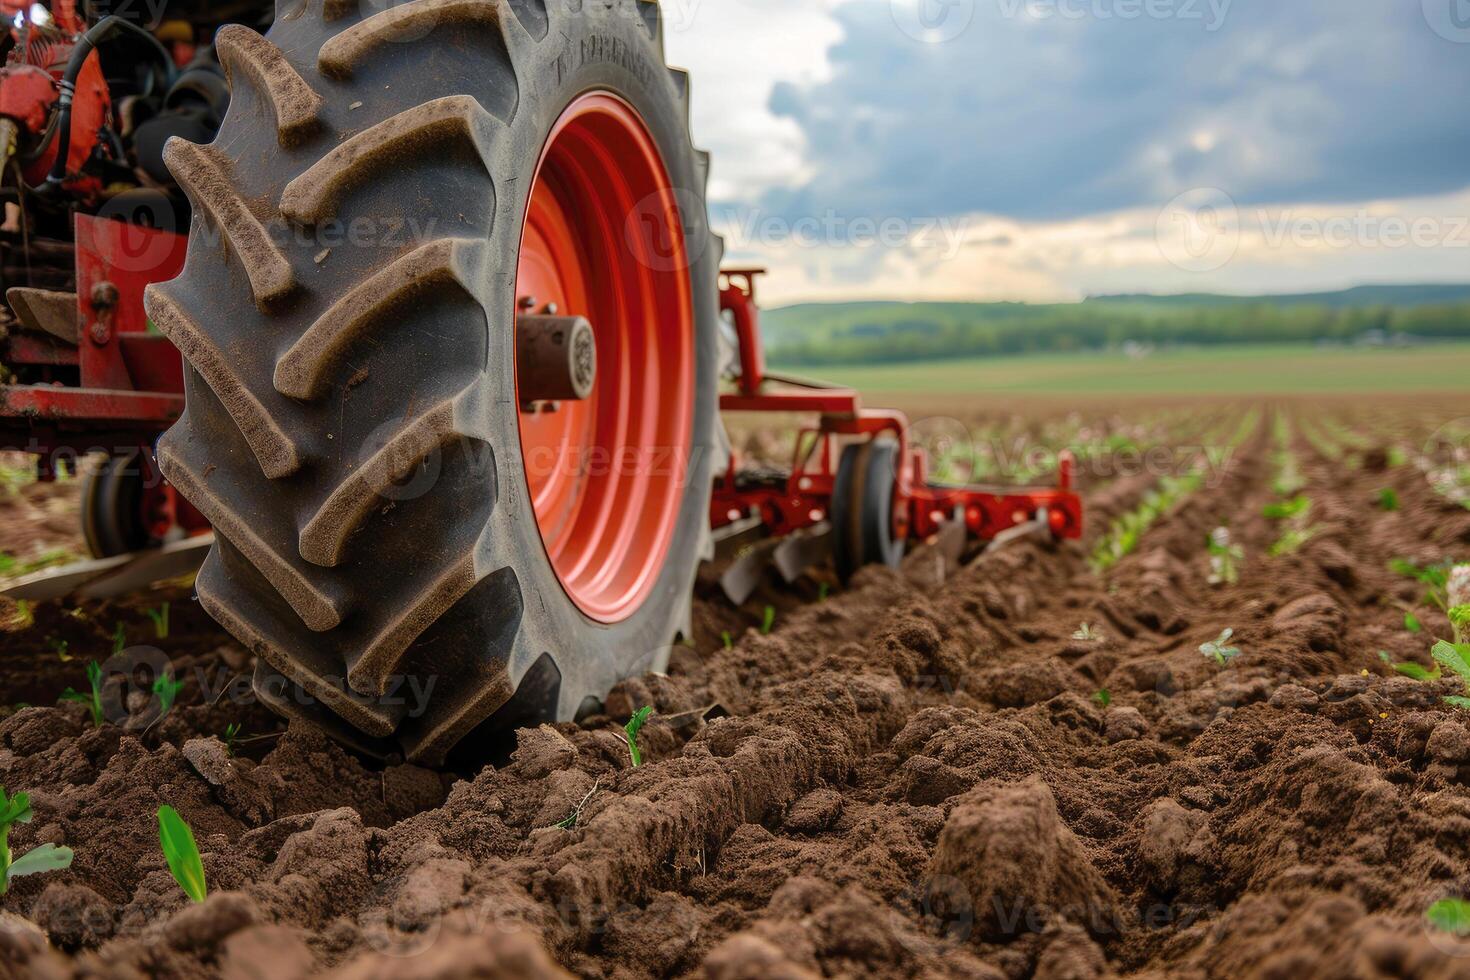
43,15,176,191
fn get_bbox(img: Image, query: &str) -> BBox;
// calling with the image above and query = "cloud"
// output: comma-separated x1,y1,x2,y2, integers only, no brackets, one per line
728,187,1470,306
662,0,847,201
665,0,1470,300
687,0,1470,221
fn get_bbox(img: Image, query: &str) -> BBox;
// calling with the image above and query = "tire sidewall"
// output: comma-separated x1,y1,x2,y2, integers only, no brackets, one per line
488,3,720,713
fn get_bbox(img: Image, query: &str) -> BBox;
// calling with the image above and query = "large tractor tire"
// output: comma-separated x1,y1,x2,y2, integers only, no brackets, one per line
149,0,723,764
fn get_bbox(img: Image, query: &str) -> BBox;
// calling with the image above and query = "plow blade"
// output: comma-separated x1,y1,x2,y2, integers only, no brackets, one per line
1,534,213,602
720,538,783,605
772,523,832,583
719,524,833,604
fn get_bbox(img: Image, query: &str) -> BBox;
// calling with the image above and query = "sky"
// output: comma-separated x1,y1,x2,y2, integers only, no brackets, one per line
660,0,1470,305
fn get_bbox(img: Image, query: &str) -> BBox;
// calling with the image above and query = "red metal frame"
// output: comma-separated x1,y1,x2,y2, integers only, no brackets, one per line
712,269,1082,549
1,214,187,455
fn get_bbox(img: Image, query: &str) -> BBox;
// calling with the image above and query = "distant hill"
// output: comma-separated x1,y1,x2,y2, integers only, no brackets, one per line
1087,284,1470,309
760,285,1470,367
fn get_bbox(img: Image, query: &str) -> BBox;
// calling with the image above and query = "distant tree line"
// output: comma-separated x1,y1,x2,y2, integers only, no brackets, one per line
764,301,1470,367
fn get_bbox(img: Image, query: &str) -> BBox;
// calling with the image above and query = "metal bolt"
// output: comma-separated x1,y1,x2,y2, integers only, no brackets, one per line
91,281,119,309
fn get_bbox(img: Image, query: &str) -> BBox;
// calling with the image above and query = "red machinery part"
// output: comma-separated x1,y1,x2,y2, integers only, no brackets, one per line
0,1,82,33
0,45,108,193
711,269,1083,554
0,214,187,453
515,91,694,624
0,64,57,133
721,269,766,398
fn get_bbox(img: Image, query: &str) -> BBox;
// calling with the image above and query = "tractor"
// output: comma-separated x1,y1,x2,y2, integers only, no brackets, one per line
0,0,1081,763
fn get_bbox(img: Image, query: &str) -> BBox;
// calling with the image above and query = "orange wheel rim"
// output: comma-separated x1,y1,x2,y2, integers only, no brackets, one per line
515,92,694,623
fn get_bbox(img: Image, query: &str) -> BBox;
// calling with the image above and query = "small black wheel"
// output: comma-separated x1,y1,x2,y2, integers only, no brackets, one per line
831,440,905,583
81,452,150,558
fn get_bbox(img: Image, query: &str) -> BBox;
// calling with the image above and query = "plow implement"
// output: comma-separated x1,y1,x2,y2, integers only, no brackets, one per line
710,269,1081,603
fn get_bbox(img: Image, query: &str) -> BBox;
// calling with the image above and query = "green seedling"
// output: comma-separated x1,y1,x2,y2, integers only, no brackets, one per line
144,602,170,640
1431,641,1470,711
15,549,72,576
223,723,241,757
1207,527,1243,586
47,637,71,662
1451,605,1470,645
157,805,206,903
153,670,183,717
818,582,830,602
1092,689,1111,708
1405,612,1423,633
1091,472,1204,573
7,599,33,630
721,630,733,651
1200,629,1242,667
623,706,654,768
1269,526,1317,557
111,623,127,655
1272,468,1306,498
1390,558,1456,612
59,661,103,728
1427,898,1470,936
760,605,776,635
1378,650,1441,681
1263,496,1311,520
554,778,601,831
1072,623,1101,642
0,786,73,895
1376,488,1400,512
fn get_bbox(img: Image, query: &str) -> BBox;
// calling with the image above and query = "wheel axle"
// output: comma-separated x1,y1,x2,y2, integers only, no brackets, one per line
516,313,596,406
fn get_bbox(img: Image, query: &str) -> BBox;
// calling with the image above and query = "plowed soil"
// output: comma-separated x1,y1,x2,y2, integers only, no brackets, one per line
4,402,1470,979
